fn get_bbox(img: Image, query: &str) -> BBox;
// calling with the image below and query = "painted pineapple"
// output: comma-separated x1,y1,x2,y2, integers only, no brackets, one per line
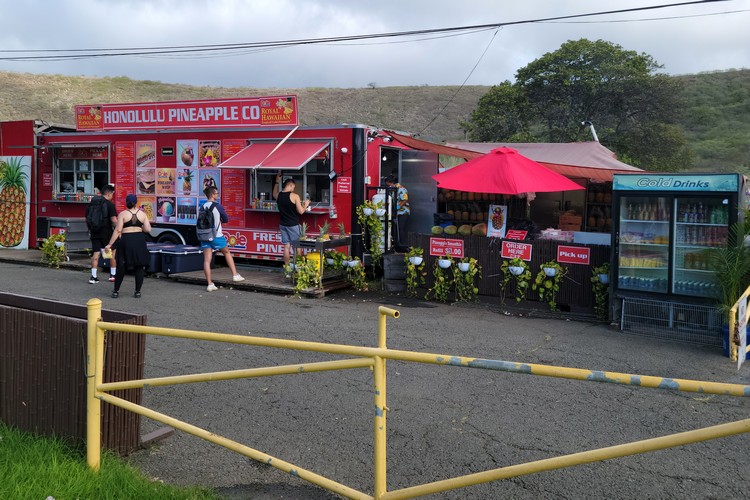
0,157,29,247
491,206,504,230
181,169,194,195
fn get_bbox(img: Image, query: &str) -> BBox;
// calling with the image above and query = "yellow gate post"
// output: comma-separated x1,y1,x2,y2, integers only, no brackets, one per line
86,298,103,471
374,306,399,499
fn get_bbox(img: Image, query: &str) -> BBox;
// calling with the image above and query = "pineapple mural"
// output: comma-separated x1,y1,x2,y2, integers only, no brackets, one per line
0,157,31,248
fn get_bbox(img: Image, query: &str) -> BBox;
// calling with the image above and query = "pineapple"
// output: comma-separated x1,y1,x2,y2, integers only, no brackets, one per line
338,222,346,237
317,220,330,241
0,157,29,247
299,222,308,240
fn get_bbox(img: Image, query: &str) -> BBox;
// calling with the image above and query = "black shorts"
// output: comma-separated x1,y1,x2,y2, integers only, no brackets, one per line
90,238,108,252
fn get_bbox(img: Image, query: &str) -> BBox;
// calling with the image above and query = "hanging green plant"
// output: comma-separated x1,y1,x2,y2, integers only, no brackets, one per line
590,262,611,321
346,257,369,291
426,255,453,302
404,246,426,298
39,233,67,268
324,249,346,270
500,257,531,304
453,257,481,303
532,260,568,311
356,201,384,267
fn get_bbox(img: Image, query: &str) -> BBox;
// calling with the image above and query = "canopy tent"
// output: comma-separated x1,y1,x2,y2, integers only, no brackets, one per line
432,147,584,195
218,141,329,170
447,141,643,181
383,130,641,181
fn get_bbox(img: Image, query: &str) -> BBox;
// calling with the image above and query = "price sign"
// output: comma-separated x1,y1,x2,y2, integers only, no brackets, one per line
337,177,351,194
557,245,590,265
505,229,527,240
429,238,464,258
500,241,532,261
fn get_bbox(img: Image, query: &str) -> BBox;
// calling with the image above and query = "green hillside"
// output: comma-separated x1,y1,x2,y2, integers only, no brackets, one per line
1,68,748,172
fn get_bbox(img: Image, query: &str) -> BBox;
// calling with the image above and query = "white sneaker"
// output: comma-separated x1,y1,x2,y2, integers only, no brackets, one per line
232,274,245,282
206,283,219,292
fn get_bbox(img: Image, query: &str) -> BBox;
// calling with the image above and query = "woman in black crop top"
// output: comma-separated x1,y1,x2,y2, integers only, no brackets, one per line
105,193,152,298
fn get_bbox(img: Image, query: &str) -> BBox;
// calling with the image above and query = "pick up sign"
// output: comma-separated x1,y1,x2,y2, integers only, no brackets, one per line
557,245,590,265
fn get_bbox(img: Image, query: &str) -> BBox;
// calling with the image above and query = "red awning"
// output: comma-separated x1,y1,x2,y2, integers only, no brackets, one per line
218,141,329,170
384,130,484,160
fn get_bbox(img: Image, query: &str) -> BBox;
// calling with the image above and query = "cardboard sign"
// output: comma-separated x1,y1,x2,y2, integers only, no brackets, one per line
738,298,747,370
557,245,591,265
429,238,464,258
505,229,527,240
501,241,532,261
486,205,507,238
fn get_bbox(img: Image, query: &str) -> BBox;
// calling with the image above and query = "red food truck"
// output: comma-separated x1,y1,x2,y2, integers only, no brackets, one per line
0,95,438,260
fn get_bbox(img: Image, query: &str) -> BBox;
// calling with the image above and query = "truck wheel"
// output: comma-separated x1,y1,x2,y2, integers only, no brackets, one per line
157,234,181,244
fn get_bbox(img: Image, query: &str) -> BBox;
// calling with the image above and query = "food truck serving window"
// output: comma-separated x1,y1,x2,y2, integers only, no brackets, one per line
219,140,333,206
53,145,110,197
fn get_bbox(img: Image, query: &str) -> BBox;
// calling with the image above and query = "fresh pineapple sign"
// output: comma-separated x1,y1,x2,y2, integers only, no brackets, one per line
0,156,31,249
487,204,507,238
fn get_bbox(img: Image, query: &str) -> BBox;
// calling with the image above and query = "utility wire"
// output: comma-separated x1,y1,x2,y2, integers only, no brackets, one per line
417,29,500,137
0,0,732,62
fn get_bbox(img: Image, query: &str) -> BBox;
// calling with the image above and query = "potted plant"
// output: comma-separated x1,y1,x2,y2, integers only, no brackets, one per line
39,233,67,268
426,255,453,302
532,260,568,311
453,257,481,303
324,249,346,269
590,262,611,321
356,201,384,267
708,215,750,354
437,254,452,269
404,247,426,298
346,256,368,291
500,258,531,304
293,255,321,294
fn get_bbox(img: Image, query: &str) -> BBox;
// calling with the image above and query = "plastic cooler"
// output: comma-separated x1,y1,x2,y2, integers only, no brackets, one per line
161,244,208,275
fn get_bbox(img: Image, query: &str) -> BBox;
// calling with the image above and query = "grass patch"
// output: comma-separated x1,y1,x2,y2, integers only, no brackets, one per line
0,422,218,500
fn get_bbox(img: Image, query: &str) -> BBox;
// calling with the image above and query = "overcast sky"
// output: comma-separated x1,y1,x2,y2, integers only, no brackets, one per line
0,0,748,89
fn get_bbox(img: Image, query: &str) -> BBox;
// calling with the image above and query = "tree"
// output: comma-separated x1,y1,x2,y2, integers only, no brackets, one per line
464,39,693,170
462,81,532,142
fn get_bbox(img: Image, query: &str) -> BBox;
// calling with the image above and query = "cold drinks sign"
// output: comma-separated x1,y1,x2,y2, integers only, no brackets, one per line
75,96,299,131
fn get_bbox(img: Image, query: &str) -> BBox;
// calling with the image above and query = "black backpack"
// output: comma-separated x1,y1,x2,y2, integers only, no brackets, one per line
196,202,217,242
86,197,108,232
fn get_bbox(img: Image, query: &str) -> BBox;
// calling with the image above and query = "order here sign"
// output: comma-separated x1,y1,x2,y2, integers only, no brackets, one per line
501,241,532,261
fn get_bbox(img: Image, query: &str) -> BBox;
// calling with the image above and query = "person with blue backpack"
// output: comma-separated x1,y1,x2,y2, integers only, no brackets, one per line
198,186,244,292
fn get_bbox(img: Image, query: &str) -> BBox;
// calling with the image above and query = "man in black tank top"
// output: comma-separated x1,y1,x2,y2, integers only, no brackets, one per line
273,174,310,267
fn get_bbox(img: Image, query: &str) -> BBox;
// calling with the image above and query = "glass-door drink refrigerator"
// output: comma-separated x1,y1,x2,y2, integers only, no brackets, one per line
612,173,743,300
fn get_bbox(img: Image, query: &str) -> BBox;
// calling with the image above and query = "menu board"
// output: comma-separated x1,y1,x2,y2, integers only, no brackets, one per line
221,170,246,223
114,142,136,209
222,139,246,162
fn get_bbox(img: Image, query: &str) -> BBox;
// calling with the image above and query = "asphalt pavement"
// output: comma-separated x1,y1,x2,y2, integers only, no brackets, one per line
2,259,749,499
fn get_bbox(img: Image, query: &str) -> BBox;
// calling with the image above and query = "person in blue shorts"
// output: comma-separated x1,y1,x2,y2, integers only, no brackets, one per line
200,186,244,292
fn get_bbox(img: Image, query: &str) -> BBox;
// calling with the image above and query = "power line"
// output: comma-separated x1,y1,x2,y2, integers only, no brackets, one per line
0,0,733,62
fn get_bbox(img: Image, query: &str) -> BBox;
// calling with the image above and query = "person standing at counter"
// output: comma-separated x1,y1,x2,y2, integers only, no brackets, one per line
273,173,310,269
385,175,410,251
86,184,118,284
200,186,245,292
104,194,151,298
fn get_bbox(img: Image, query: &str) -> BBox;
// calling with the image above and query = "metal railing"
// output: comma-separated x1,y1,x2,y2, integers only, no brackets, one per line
86,298,750,499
